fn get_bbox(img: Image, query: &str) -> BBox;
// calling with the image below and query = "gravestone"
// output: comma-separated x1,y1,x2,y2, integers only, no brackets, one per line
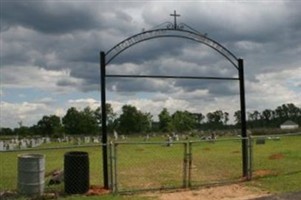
8,143,16,150
114,131,118,140
20,140,27,149
256,137,266,145
84,137,90,143
166,136,173,147
30,139,36,147
77,137,82,145
0,141,4,151
93,137,99,143
144,134,149,141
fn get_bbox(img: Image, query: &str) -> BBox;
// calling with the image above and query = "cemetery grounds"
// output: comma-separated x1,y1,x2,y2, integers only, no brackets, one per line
0,132,301,200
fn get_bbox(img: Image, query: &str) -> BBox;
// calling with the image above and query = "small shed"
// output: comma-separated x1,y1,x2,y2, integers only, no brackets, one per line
280,120,299,129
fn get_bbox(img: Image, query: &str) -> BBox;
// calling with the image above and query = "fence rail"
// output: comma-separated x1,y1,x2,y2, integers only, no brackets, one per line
1,133,300,196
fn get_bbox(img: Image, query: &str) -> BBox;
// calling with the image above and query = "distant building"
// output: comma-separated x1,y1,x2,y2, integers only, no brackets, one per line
280,120,299,129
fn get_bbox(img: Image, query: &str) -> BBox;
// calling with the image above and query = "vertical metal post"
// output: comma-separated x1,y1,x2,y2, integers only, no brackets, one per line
183,142,188,188
248,135,253,180
238,58,248,177
114,143,118,193
188,142,192,187
108,142,113,189
100,51,109,188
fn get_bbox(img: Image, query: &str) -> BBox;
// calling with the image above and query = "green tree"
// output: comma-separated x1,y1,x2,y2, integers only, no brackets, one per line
81,107,99,135
37,115,62,136
0,127,14,135
261,109,272,127
287,103,300,121
191,113,205,125
206,110,224,128
158,108,173,132
117,105,152,134
94,103,117,132
172,111,195,132
14,126,31,137
223,112,229,125
62,107,98,135
62,107,81,135
234,110,241,126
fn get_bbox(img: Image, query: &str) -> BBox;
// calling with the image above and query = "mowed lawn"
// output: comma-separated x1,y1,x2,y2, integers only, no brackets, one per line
0,134,300,199
250,135,301,193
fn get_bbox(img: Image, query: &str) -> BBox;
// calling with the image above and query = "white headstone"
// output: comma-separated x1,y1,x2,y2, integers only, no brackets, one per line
31,139,37,147
144,134,149,141
77,137,81,145
93,137,99,143
114,131,118,140
85,137,90,143
174,134,179,141
8,143,16,150
0,141,4,151
20,140,27,149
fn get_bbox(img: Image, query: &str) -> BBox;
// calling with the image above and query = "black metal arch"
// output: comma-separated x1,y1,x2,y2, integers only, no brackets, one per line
105,28,238,69
100,21,248,189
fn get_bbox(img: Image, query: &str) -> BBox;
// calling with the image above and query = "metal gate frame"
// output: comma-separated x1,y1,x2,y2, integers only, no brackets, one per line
108,138,252,193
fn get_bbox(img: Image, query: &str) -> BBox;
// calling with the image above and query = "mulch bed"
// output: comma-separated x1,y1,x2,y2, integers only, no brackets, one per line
268,153,284,160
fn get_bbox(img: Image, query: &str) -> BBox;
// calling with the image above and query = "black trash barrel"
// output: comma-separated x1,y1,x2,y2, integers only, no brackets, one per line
64,151,89,194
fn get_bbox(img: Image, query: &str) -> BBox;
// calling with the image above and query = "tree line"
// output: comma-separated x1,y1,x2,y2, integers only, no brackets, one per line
1,103,300,137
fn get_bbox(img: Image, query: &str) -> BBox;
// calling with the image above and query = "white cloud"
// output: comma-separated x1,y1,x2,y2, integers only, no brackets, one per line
1,66,84,93
68,98,100,110
246,67,301,111
0,101,50,128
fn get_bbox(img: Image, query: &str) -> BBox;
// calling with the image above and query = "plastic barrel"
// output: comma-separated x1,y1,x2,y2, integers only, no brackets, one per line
18,154,45,196
64,151,89,194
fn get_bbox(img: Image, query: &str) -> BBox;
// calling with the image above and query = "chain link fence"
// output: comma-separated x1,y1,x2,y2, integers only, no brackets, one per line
109,138,251,193
250,133,301,191
189,139,245,187
1,133,300,196
109,142,187,193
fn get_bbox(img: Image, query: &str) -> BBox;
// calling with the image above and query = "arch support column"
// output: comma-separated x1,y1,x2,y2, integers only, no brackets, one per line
238,58,248,177
100,51,109,188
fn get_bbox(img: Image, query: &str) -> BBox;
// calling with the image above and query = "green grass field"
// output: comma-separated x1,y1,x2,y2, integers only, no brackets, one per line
1,134,300,200
250,135,301,193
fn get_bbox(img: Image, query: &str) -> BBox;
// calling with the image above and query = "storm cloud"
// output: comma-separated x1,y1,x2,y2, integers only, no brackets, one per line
1,1,300,127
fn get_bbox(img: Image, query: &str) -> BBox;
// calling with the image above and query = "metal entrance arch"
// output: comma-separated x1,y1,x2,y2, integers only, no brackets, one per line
100,14,247,189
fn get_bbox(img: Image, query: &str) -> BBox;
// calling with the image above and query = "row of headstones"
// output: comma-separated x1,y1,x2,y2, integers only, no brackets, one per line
0,137,51,151
111,131,181,141
0,135,105,151
55,136,103,145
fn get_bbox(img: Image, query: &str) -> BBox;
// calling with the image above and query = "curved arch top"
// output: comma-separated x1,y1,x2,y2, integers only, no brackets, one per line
105,28,239,69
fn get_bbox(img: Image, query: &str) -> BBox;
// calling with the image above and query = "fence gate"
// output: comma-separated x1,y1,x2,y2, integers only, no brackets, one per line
109,138,252,193
109,142,187,193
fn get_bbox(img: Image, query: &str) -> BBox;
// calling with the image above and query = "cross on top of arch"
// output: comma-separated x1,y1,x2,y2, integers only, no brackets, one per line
170,10,180,29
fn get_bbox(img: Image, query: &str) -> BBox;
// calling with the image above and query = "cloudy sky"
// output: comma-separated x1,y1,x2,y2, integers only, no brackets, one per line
1,0,301,128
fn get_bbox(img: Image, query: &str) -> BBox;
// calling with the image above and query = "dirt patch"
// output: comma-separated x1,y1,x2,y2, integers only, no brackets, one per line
203,147,211,151
268,153,284,160
253,169,276,178
135,148,144,152
86,185,110,196
144,183,269,200
232,150,240,154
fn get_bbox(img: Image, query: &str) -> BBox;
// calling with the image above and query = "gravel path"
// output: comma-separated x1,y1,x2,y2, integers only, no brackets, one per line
252,191,301,200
